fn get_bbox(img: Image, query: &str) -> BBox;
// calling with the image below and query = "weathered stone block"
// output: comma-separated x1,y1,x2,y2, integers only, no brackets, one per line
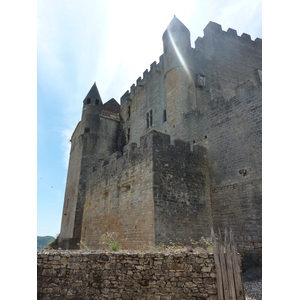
201,266,211,273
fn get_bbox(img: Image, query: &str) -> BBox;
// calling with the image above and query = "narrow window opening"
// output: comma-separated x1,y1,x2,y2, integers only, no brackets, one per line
146,110,153,128
146,112,150,128
150,110,153,126
127,128,130,142
84,127,90,133
95,99,99,105
86,98,91,104
128,106,131,119
163,109,167,122
204,135,207,139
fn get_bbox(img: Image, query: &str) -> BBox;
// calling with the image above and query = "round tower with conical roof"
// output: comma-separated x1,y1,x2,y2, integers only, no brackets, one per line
162,16,197,134
81,82,103,135
162,15,194,75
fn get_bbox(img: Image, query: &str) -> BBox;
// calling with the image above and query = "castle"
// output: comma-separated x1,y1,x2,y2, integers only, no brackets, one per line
59,16,262,267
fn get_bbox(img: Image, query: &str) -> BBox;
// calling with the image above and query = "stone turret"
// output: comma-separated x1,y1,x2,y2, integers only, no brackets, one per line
59,82,105,249
162,15,194,76
162,16,197,132
81,82,102,135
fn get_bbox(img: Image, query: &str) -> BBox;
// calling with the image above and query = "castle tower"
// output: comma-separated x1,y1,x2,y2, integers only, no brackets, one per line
162,16,197,134
162,15,193,74
81,82,103,135
59,83,104,249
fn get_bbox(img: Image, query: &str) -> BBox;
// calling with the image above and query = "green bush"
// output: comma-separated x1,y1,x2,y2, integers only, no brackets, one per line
37,236,55,250
43,234,59,250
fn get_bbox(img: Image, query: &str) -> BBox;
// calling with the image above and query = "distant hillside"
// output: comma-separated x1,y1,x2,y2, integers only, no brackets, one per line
37,236,55,250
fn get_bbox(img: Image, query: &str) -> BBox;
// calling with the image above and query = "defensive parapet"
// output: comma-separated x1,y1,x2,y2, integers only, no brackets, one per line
194,21,262,50
120,55,164,105
90,130,208,174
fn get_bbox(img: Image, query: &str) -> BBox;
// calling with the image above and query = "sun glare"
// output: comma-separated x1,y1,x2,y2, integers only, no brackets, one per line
167,30,193,82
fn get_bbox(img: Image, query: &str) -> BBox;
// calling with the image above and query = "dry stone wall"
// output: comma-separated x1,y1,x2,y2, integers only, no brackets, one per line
37,250,218,300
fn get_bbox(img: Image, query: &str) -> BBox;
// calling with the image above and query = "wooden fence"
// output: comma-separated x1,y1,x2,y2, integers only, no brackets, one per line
211,227,245,300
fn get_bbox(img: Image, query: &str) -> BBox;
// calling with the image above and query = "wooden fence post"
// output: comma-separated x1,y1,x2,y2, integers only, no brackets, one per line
212,227,246,300
230,228,245,300
211,227,224,300
218,228,230,300
225,228,237,300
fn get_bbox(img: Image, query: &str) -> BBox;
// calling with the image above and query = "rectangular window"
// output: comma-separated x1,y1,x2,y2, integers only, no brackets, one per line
128,106,131,119
84,127,90,133
163,109,167,122
146,110,153,128
95,99,99,105
86,98,91,104
127,128,130,142
146,112,150,128
150,110,153,126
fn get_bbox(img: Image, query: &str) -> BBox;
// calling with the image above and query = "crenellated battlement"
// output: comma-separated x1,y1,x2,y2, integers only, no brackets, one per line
195,21,261,50
91,131,205,175
120,21,261,106
120,55,164,105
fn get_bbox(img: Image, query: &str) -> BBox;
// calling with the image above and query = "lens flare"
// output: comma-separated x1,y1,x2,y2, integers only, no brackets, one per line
167,30,193,82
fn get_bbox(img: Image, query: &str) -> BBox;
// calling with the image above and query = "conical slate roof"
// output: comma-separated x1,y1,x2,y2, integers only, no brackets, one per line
84,82,102,101
162,15,190,40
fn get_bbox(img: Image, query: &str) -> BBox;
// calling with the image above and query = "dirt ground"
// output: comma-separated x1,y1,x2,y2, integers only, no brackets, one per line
243,266,262,300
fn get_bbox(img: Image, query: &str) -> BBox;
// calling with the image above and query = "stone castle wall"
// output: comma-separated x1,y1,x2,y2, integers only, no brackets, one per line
151,132,212,245
194,21,262,101
176,80,262,267
59,20,262,267
60,124,83,241
80,131,211,250
80,132,155,250
37,250,219,300
120,58,166,147
119,21,262,148
197,80,262,267
60,111,121,248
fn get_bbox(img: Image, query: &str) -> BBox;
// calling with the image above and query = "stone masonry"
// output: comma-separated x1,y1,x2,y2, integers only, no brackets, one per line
37,250,220,300
58,16,262,269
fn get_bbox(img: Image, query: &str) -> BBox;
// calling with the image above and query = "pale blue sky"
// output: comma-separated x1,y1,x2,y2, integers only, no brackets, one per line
4,1,300,298
37,0,262,237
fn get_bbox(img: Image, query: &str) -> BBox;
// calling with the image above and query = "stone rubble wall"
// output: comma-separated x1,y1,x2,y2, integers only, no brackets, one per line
37,250,218,300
